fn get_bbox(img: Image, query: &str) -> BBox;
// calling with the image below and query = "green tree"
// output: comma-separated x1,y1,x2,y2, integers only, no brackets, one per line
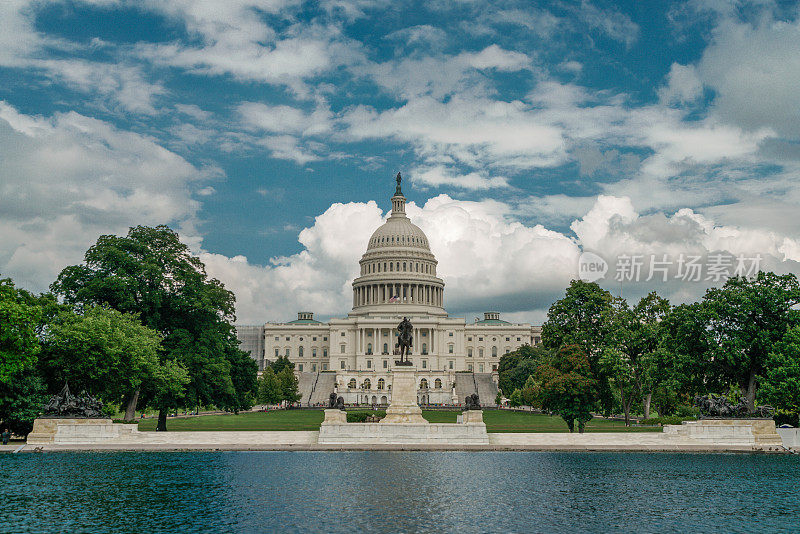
0,278,41,383
602,293,672,422
38,306,166,420
277,367,301,405
497,344,549,396
51,225,257,430
536,345,598,433
257,367,283,406
760,325,800,420
702,272,800,412
0,278,48,434
655,302,714,407
270,355,295,374
541,280,614,413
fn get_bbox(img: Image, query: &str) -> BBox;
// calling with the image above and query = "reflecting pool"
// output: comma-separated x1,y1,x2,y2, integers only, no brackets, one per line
1,452,798,533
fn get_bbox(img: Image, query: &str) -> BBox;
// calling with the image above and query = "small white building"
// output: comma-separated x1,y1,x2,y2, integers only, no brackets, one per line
236,176,541,406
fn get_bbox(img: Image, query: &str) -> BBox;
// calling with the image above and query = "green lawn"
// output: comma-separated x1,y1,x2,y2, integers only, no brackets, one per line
136,409,661,433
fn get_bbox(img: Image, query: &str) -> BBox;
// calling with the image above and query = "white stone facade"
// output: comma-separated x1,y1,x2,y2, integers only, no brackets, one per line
235,176,541,406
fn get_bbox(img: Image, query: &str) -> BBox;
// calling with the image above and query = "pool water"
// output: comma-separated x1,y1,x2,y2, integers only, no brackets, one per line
1,451,798,533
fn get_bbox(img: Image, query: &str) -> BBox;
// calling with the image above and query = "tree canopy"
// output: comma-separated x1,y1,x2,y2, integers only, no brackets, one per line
51,225,257,429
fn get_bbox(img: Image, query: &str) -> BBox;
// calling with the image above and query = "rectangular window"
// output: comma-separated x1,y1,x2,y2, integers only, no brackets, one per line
422,360,427,369
340,345,346,353
468,364,473,371
479,337,483,341
340,360,346,370
468,337,472,341
298,364,303,372
274,348,279,357
312,364,317,372
367,360,372,369
286,337,290,341
323,363,328,370
534,336,541,344
285,348,290,357
449,361,454,370
492,364,497,371
448,345,454,354
479,364,484,372
505,337,510,341
383,360,388,369
312,348,317,357
517,337,521,341
467,348,473,357
323,348,328,358
479,348,484,357
449,332,453,337
323,336,328,341
274,336,279,341
341,332,346,336
313,336,317,341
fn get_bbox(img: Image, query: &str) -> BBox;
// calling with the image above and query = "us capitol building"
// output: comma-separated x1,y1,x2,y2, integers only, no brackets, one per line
236,174,542,406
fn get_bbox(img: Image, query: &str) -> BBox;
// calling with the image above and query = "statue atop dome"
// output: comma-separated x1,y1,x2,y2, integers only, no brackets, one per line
395,172,403,196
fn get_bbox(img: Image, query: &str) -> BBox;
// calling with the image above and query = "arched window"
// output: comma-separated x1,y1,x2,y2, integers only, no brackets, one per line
363,378,371,390
367,343,372,355
390,262,393,271
377,378,385,390
434,378,442,389
383,343,388,354
419,378,428,389
492,346,497,357
299,346,304,358
403,262,406,271
340,344,346,353
348,378,356,389
422,343,427,355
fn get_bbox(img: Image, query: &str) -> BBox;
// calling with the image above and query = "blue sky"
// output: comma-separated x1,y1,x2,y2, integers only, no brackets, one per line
2,0,799,323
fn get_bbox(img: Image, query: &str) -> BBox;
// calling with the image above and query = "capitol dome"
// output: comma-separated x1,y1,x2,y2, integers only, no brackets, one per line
350,173,446,317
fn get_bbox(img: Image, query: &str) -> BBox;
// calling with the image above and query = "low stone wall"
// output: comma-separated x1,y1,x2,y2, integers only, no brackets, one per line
663,419,784,450
27,418,139,445
317,408,489,445
777,428,799,450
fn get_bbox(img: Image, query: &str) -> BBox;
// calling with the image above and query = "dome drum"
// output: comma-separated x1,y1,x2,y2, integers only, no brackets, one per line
349,173,446,317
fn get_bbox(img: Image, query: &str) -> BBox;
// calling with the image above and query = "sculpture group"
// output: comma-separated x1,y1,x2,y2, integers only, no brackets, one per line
693,394,774,418
43,383,104,418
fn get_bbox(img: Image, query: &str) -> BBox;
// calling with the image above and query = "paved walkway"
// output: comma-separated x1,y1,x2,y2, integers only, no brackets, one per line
13,431,790,453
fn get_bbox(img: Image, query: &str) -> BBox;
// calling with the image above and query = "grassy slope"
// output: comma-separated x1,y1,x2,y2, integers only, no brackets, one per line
136,409,661,433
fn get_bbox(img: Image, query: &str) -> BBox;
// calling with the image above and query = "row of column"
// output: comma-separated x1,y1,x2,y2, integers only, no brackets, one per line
353,283,443,307
355,327,436,356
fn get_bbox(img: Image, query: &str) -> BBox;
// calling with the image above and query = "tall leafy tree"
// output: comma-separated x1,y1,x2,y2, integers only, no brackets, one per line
702,272,800,412
257,367,283,406
760,325,800,421
536,345,597,433
38,306,169,420
0,279,48,434
51,225,257,430
541,280,614,412
497,344,549,396
656,303,713,404
277,367,301,405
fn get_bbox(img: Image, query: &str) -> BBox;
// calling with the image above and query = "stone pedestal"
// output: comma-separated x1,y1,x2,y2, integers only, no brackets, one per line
27,418,139,445
462,409,485,424
322,409,347,425
381,367,427,424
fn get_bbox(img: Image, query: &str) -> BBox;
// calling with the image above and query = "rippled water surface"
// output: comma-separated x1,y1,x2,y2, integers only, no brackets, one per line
1,451,799,533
